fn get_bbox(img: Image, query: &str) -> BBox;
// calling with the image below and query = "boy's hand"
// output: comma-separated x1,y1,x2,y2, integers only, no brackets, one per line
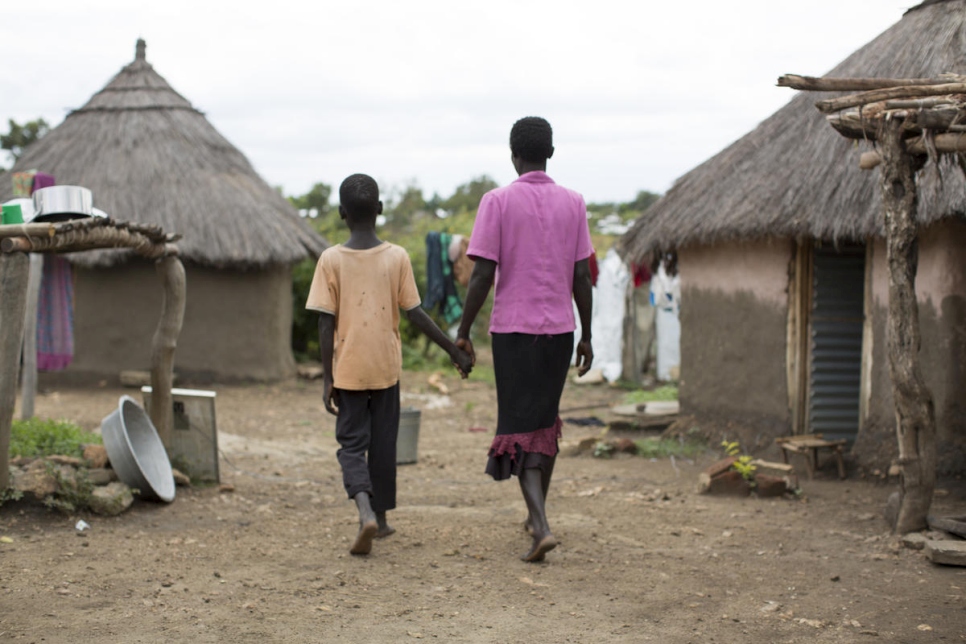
323,377,339,416
451,346,474,379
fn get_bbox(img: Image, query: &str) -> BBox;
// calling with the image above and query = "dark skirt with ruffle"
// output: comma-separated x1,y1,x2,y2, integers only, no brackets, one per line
485,332,573,481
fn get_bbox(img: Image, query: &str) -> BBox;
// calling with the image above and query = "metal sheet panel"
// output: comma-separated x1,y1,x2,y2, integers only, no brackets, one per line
808,246,865,442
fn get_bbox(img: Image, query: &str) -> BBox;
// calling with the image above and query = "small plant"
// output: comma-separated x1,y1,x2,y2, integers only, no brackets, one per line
42,462,95,514
10,418,101,459
722,440,757,482
592,441,615,458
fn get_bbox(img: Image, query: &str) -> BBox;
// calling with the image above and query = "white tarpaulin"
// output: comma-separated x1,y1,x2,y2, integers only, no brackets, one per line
574,248,628,382
650,264,680,381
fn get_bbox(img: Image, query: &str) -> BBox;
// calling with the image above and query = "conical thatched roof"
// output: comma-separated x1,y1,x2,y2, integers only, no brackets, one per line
0,39,326,268
621,0,966,263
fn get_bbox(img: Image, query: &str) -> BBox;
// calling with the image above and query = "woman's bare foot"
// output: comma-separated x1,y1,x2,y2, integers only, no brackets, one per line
375,524,396,539
375,511,395,539
521,533,557,562
350,520,378,555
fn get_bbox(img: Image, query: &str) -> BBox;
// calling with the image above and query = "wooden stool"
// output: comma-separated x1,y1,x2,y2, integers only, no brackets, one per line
776,434,847,480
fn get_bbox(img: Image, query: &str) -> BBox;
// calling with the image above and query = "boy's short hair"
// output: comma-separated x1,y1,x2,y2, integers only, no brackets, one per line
510,117,553,163
339,174,380,218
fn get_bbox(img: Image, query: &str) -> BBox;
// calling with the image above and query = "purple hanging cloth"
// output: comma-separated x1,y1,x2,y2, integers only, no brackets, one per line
31,173,76,371
32,172,56,192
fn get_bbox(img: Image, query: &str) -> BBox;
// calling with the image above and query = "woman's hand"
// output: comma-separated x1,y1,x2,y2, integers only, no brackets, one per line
456,337,476,367
575,339,594,376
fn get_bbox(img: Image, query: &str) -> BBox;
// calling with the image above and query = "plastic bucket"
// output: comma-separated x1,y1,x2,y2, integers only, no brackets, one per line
397,407,421,465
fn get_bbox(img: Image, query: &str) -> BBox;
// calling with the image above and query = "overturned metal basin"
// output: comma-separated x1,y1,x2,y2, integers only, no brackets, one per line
101,395,176,502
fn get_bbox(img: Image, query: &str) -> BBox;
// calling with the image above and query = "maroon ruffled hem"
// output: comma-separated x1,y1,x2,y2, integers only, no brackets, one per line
488,417,562,459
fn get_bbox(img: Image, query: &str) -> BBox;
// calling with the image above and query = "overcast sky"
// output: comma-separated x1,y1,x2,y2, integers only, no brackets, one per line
3,1,914,204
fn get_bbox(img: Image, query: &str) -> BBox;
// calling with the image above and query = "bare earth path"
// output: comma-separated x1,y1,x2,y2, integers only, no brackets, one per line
1,372,964,643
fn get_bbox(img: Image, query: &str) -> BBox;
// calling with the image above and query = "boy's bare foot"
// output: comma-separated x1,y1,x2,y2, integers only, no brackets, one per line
522,534,557,562
350,520,378,555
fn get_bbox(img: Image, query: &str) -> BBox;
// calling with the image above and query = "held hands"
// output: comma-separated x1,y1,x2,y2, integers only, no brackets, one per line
453,337,476,379
575,339,594,376
323,376,339,416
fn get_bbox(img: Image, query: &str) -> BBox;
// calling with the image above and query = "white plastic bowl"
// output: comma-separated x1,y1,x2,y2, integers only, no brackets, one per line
101,396,176,502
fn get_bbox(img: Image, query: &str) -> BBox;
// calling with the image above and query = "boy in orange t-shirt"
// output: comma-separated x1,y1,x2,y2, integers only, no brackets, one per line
306,173,473,556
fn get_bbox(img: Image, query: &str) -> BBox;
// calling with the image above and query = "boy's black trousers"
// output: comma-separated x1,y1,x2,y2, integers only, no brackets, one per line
334,383,399,513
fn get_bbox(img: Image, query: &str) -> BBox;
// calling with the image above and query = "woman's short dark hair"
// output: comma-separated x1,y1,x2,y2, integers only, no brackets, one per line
510,117,553,163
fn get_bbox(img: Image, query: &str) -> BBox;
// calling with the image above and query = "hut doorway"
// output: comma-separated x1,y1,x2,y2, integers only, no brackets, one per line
790,242,869,442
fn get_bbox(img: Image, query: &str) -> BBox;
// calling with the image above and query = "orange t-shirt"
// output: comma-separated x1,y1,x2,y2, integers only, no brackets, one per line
305,242,421,390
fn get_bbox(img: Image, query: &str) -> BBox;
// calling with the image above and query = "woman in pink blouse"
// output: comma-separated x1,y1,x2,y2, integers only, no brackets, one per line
457,116,595,563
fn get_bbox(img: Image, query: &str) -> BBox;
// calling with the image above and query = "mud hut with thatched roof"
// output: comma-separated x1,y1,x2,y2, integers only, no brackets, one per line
0,39,326,383
620,0,966,474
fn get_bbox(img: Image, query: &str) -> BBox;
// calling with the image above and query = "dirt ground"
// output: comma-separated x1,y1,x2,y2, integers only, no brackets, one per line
1,368,965,643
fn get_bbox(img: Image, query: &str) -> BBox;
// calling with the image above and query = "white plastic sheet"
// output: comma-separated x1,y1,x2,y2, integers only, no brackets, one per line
650,264,681,381
574,249,628,382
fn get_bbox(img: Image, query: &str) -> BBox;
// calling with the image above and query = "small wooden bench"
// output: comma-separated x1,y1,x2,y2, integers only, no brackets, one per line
776,434,847,480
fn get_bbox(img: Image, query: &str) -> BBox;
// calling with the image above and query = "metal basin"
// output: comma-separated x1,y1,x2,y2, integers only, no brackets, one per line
101,396,176,502
32,185,93,220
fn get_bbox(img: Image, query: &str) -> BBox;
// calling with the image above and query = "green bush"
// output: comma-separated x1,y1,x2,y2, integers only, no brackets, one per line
623,385,679,405
10,418,101,459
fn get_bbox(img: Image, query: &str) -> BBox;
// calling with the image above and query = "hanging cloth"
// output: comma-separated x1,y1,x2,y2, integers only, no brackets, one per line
423,231,463,325
424,231,445,312
37,255,74,371
29,173,75,371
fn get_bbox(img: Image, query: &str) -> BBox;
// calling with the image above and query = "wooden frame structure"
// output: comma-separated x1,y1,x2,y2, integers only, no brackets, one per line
0,218,185,491
779,73,966,533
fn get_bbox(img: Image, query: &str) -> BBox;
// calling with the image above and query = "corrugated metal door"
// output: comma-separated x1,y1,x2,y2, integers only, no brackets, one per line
808,245,865,442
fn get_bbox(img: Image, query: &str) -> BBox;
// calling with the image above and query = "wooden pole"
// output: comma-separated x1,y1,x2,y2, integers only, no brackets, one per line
19,254,43,420
149,255,186,448
777,74,965,91
815,82,966,114
877,120,937,534
0,252,30,490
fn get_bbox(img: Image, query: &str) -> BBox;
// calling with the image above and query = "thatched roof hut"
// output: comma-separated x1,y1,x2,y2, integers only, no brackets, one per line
0,39,325,266
620,0,966,263
2,40,327,383
618,0,966,476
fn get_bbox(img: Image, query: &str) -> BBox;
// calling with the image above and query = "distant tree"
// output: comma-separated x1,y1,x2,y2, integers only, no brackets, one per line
1,118,50,167
625,190,660,214
442,175,498,214
387,183,427,228
289,182,332,217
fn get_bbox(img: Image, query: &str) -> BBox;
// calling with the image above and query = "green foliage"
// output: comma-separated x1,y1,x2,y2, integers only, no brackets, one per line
291,257,320,362
622,385,679,405
593,441,615,458
42,463,95,514
288,182,332,218
635,436,708,459
721,441,757,482
1,118,49,167
441,175,498,215
10,418,101,458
